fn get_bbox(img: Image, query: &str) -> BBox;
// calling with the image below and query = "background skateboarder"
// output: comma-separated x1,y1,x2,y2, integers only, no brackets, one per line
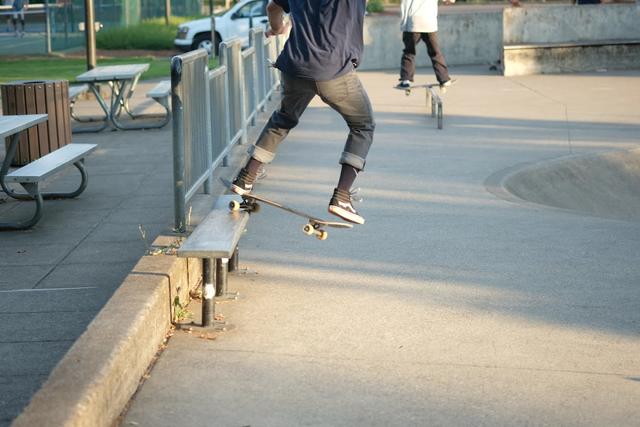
10,0,27,37
230,0,375,225
397,0,454,90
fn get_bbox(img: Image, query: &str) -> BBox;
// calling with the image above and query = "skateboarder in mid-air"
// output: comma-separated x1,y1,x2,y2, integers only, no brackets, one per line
396,0,454,90
230,0,375,225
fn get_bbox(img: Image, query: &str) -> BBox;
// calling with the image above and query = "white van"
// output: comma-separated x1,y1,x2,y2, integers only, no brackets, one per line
174,0,269,55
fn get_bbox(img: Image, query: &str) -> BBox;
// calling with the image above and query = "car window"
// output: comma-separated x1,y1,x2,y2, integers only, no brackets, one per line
234,0,265,18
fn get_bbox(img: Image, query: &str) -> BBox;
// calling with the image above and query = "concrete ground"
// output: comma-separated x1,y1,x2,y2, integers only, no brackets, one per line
122,67,640,426
0,83,177,426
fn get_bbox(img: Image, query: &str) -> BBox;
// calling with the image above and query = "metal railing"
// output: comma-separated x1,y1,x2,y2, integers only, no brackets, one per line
171,49,213,231
171,28,284,232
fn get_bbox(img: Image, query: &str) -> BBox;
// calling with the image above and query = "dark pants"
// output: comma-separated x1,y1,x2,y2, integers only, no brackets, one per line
250,71,375,171
400,31,450,85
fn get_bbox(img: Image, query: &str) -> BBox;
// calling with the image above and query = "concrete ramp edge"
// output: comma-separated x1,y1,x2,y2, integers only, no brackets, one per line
493,147,640,222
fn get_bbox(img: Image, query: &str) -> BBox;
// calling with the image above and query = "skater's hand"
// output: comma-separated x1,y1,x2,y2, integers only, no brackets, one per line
266,20,291,37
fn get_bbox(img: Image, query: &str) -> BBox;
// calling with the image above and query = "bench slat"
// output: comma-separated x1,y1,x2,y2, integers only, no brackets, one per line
69,84,89,100
146,80,171,99
5,143,97,183
177,196,249,259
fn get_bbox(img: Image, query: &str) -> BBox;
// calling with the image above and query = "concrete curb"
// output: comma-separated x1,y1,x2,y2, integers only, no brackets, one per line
11,235,199,427
11,94,275,427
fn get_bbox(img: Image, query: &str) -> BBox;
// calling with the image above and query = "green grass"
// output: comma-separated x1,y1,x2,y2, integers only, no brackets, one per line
97,16,203,50
0,56,218,84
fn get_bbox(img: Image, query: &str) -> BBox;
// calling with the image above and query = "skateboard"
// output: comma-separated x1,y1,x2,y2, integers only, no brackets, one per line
394,79,457,96
220,178,353,240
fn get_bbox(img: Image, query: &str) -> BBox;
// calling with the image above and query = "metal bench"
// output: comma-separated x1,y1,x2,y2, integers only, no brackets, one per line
1,114,97,230
177,195,249,327
69,84,89,101
69,83,109,133
145,80,171,128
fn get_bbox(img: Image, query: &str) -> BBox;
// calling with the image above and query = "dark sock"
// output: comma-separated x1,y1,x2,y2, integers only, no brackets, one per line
244,157,262,177
337,164,358,192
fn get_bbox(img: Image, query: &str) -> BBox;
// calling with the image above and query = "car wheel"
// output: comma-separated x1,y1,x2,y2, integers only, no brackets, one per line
192,33,220,56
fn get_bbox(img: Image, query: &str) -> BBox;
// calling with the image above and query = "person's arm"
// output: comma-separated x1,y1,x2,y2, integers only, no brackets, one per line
266,0,289,36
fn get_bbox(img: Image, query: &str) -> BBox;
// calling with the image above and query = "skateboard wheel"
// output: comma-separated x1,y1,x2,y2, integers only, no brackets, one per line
229,200,240,211
250,202,261,213
317,230,328,241
303,224,314,235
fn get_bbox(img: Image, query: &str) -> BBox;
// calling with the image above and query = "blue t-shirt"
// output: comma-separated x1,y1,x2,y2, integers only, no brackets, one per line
273,0,366,81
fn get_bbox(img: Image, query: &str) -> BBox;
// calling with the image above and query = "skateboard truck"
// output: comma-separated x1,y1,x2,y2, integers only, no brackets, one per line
230,197,330,240
229,198,260,213
302,223,328,240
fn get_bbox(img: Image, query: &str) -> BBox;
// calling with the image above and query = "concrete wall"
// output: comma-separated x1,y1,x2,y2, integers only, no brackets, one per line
503,42,640,75
503,4,640,45
359,4,640,73
359,10,503,71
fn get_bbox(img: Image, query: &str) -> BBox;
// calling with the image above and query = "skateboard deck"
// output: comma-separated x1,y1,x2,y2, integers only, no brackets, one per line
394,79,456,96
220,178,353,240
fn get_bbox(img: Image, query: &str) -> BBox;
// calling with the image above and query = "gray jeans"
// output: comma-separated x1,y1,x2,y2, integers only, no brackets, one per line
250,71,375,171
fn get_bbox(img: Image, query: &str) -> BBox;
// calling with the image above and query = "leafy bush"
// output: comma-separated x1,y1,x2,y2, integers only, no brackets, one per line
367,0,385,13
97,17,200,50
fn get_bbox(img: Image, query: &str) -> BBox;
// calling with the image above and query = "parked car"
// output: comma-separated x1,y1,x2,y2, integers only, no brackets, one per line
174,0,268,55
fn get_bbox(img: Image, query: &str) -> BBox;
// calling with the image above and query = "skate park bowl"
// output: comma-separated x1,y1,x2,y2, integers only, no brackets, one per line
500,148,640,222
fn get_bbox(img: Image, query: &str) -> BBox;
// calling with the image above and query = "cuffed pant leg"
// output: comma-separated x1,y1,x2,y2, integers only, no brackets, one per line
316,72,375,171
424,32,450,84
251,73,316,163
400,32,420,82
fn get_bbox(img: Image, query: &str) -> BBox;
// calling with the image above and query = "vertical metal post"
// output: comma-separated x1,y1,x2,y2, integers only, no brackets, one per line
44,0,52,54
249,30,257,126
215,257,229,297
84,0,97,70
255,30,266,110
171,56,186,232
164,0,171,26
201,258,216,327
63,1,69,46
235,43,248,144
210,15,217,58
425,88,431,111
229,248,239,272
220,44,231,167
204,59,213,195
431,95,436,118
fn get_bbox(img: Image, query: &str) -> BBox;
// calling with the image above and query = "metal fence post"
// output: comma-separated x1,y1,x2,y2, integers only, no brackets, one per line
45,1,52,54
254,30,266,111
220,44,232,166
236,42,248,144
171,56,186,232
204,61,213,195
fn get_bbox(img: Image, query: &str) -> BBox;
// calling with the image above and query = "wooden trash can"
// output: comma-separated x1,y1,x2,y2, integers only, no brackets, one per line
1,80,72,167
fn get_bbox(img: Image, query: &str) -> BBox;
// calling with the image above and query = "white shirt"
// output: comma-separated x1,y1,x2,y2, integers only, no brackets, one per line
400,0,439,33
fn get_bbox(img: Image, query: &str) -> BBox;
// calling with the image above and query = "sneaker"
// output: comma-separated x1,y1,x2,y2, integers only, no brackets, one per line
230,168,256,195
396,80,411,89
440,78,456,91
328,188,365,225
